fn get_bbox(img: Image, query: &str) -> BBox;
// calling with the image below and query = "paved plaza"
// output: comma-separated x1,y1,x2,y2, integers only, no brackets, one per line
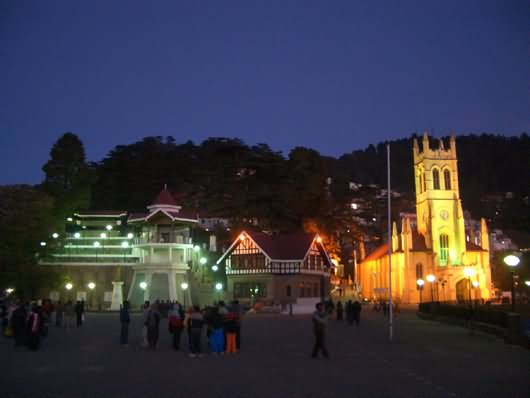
1,308,529,398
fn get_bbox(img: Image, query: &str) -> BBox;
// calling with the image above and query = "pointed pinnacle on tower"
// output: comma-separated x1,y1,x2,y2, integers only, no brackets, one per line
422,131,429,153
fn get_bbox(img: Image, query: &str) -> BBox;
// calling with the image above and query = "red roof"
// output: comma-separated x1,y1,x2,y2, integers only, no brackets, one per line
247,231,317,260
362,242,390,262
151,189,178,207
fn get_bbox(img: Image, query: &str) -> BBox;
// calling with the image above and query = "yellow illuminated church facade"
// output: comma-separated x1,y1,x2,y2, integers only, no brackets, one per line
359,133,492,304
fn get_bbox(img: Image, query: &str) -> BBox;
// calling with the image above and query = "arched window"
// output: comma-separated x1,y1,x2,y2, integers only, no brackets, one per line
439,234,449,265
444,169,451,190
433,169,440,190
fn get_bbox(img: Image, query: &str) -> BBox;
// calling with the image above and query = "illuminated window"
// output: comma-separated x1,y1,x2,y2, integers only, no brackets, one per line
444,169,451,190
433,169,440,190
439,234,449,265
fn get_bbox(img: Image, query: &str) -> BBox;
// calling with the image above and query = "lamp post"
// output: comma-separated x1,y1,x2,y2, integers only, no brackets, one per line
426,274,436,303
472,280,479,302
503,254,520,312
215,282,223,302
416,279,424,304
87,282,95,310
463,267,474,305
180,282,189,308
93,241,100,262
121,241,129,263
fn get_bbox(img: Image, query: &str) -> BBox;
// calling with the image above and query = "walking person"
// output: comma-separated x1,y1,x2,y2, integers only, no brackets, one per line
230,300,243,350
11,300,27,347
346,300,354,325
168,304,183,350
26,304,41,351
140,301,150,347
311,302,329,359
146,303,161,349
119,301,130,346
189,305,204,358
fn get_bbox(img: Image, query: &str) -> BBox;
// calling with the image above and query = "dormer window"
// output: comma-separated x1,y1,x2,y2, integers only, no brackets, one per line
433,169,440,190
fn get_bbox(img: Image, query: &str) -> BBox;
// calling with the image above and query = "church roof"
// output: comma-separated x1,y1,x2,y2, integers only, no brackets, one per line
151,189,178,207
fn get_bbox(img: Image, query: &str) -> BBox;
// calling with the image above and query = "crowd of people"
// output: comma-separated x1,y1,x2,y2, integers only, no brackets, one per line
119,299,243,358
0,298,87,351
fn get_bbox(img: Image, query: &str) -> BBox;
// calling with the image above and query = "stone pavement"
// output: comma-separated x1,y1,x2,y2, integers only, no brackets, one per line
1,308,528,398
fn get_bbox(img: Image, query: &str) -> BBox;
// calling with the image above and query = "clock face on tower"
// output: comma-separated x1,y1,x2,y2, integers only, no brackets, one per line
440,210,449,221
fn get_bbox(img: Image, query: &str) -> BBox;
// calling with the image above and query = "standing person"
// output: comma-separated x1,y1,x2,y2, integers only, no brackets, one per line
64,301,74,329
224,311,238,354
352,300,362,326
311,302,329,359
75,301,83,327
230,300,243,350
11,300,27,347
168,304,183,350
140,301,150,347
26,304,41,351
346,300,354,325
119,301,130,346
336,301,344,321
55,301,64,328
189,305,204,358
209,305,225,355
146,303,161,349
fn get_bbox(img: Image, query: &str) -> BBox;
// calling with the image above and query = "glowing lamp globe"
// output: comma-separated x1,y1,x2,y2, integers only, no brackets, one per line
193,245,200,252
139,281,147,290
180,282,189,290
211,265,219,272
199,257,207,265
100,233,107,239
472,281,479,288
426,274,436,283
127,233,134,239
74,232,81,239
65,283,73,290
93,241,100,248
121,241,129,248
416,279,425,287
503,255,520,267
463,267,475,277
215,283,223,291
52,233,59,239
40,241,47,247
87,282,96,290
525,281,530,287
106,225,113,231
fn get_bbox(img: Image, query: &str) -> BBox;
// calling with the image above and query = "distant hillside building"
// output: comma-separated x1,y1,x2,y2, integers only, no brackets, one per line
216,230,333,310
359,133,492,303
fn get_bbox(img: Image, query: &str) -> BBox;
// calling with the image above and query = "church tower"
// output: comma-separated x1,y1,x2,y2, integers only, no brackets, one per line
413,132,466,267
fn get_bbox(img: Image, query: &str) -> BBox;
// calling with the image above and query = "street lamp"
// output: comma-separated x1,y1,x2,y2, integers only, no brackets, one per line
65,283,73,290
525,281,530,287
211,265,219,272
416,279,424,303
193,245,200,252
503,254,520,312
106,225,113,231
181,282,189,307
472,280,479,301
52,233,59,239
426,274,436,302
215,282,223,302
463,267,474,304
139,281,147,290
93,241,100,262
5,288,14,295
199,257,207,265
121,241,129,262
87,282,96,310
74,232,81,239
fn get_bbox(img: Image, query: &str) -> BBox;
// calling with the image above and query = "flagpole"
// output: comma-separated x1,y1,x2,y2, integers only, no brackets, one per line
387,143,393,341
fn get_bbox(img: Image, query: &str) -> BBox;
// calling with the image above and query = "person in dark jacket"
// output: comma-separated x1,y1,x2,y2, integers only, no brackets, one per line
11,301,27,347
224,311,238,354
146,303,161,349
119,301,130,346
189,305,204,357
336,301,344,321
26,304,41,350
311,302,329,359
352,300,362,326
168,304,183,350
75,301,83,327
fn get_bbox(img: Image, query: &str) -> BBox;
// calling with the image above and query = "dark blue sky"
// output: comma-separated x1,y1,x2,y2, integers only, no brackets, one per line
1,0,528,184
